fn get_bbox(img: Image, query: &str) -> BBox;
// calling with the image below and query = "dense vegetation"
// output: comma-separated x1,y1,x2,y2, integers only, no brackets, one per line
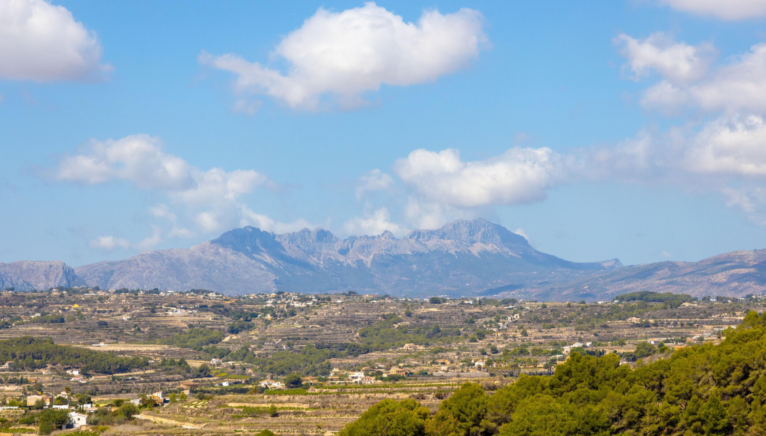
0,337,148,374
357,313,462,351
162,328,225,350
185,313,465,377
342,310,766,435
614,291,693,308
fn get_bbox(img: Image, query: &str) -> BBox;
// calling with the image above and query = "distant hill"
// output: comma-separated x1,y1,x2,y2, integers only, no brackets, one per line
8,219,765,299
501,249,766,301
0,261,85,291
73,219,620,296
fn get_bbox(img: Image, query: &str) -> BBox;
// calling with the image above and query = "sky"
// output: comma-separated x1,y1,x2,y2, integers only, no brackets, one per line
2,0,766,268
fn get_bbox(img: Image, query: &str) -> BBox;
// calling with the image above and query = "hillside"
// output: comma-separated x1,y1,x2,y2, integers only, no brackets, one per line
504,249,766,301
74,219,620,296
0,261,85,291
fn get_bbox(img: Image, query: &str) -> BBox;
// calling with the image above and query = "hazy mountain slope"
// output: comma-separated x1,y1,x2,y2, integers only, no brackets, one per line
76,242,278,294
8,222,766,299
0,261,85,291
502,249,766,301
75,219,621,296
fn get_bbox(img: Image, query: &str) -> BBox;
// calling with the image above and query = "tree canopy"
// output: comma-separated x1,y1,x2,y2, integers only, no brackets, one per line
341,310,766,435
0,336,147,374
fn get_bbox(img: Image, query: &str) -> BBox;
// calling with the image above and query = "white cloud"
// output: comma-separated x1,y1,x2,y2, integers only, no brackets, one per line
404,197,451,230
721,186,766,225
135,225,162,250
232,99,260,116
150,204,193,238
640,43,766,114
614,32,715,83
88,226,163,252
0,0,109,81
50,134,306,244
343,208,404,236
239,206,315,234
89,236,130,251
682,115,766,177
513,228,530,242
394,147,565,208
54,135,269,203
381,112,766,229
355,169,394,199
200,2,486,110
171,168,269,206
56,135,195,189
659,0,766,21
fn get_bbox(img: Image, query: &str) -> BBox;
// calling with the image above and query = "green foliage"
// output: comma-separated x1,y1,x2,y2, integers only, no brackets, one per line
267,404,278,417
28,314,65,324
251,345,333,377
284,373,303,388
345,310,766,435
340,399,430,436
38,409,69,435
621,341,657,362
614,291,692,308
228,320,255,334
163,328,225,349
0,336,147,374
358,317,461,352
427,383,487,436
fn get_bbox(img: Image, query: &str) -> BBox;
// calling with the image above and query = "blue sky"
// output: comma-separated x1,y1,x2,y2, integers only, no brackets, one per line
2,0,766,267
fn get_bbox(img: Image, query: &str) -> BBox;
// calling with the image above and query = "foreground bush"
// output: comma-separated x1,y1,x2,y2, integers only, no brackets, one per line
341,310,766,435
340,399,430,436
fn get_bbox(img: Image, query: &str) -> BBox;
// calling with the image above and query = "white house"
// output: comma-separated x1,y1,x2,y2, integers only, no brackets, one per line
258,380,284,390
68,412,88,429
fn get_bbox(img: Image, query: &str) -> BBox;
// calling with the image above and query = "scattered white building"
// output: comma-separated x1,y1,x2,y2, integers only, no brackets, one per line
67,412,88,429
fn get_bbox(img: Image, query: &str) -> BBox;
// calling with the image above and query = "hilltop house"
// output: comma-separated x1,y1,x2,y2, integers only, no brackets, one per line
66,412,88,429
26,393,53,407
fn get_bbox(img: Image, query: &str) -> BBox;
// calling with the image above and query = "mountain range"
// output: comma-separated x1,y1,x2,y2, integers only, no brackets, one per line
2,219,765,300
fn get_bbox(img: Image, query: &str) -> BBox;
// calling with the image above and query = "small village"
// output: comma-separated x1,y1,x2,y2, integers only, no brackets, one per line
0,287,760,434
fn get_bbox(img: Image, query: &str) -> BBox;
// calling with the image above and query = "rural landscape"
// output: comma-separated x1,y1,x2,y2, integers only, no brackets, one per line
5,0,766,434
0,285,763,434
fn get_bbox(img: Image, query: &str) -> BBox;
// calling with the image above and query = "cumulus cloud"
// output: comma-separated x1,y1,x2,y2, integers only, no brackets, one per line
53,135,270,205
394,147,565,208
239,206,315,234
614,32,715,83
56,135,194,189
0,0,110,81
381,113,766,228
49,134,307,247
355,169,394,199
638,43,766,114
232,99,260,116
682,115,766,177
659,0,766,21
200,2,486,110
150,204,193,238
343,208,404,236
89,235,130,251
89,225,163,252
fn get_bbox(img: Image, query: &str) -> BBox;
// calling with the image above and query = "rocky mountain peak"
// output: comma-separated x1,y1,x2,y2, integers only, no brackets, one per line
407,218,529,248
210,226,284,258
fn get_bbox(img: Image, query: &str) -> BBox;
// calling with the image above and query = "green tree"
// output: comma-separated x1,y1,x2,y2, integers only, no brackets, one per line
284,373,303,388
38,409,69,435
268,404,278,417
340,399,429,436
427,383,488,436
